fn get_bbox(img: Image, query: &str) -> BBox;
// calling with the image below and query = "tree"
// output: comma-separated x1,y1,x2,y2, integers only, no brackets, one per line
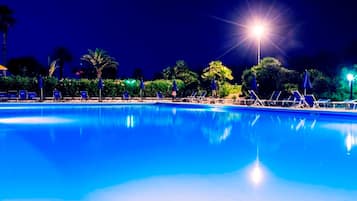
306,69,336,99
201,60,233,84
52,47,73,79
241,57,298,98
81,48,119,79
7,56,46,77
132,67,143,79
161,60,199,95
0,5,15,64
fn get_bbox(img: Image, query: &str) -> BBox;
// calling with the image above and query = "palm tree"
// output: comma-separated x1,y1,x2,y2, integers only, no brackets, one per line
52,47,73,79
0,5,15,64
81,48,118,78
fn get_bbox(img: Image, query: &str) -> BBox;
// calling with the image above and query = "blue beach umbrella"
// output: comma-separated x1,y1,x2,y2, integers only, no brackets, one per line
139,78,145,98
172,80,177,92
38,75,43,89
211,79,217,90
38,75,44,101
140,79,145,90
251,75,257,91
98,78,103,101
303,70,312,95
98,78,103,90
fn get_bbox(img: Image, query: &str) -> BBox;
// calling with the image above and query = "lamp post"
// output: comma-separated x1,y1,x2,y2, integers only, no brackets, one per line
347,73,354,100
251,24,265,64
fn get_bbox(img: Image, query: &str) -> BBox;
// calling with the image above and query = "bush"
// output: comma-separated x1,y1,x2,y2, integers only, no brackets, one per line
0,76,185,98
218,83,241,98
144,79,184,97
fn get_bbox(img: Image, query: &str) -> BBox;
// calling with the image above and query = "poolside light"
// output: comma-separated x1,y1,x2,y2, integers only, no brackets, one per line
125,79,136,86
347,73,355,100
249,22,267,64
251,24,265,38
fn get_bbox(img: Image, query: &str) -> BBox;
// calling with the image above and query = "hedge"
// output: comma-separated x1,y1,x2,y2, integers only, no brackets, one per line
0,76,185,98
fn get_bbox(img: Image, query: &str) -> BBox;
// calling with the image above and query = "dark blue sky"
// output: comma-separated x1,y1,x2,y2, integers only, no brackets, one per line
2,0,357,78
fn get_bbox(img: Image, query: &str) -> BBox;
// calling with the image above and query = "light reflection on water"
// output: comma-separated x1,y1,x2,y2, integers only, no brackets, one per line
0,104,356,200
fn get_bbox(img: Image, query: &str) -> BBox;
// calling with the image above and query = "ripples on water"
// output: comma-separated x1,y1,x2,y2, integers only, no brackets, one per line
0,104,356,200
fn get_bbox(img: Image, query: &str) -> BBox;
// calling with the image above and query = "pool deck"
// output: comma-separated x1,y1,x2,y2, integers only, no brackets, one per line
1,97,357,117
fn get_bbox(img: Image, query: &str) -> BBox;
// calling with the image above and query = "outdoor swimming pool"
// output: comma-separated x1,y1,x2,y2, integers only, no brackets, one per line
0,103,356,201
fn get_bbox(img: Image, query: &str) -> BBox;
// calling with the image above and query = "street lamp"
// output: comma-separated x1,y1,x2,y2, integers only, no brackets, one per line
347,73,354,100
250,23,266,64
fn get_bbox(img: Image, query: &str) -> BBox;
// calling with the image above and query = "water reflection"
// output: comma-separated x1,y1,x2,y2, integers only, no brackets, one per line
200,111,241,144
346,130,357,155
1,104,357,200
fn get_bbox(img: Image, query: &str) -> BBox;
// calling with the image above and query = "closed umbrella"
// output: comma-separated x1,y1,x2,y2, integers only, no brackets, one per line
139,79,145,98
172,80,177,100
140,79,145,90
303,70,312,96
98,78,103,102
211,79,217,97
38,76,44,101
172,80,177,91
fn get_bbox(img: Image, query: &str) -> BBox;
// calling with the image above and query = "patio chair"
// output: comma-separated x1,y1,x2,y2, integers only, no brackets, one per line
196,91,207,102
248,90,264,106
291,90,307,107
53,89,62,101
282,95,295,107
304,94,319,108
8,90,18,101
123,91,130,101
186,91,197,102
156,91,164,100
80,91,89,101
267,90,281,105
18,90,28,100
317,98,331,107
28,92,38,100
0,91,8,102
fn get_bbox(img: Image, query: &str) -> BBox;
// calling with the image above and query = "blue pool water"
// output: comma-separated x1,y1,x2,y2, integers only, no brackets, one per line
0,103,356,201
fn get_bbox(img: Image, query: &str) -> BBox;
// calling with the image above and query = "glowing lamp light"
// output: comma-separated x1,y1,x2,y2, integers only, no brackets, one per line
347,73,354,82
252,24,265,38
125,79,136,86
347,73,355,100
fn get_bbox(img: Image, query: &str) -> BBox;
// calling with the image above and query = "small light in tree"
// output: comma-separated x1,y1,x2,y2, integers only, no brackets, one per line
347,73,354,82
125,79,136,85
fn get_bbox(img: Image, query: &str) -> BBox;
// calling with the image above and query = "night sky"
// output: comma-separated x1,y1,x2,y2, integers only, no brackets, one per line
2,0,357,78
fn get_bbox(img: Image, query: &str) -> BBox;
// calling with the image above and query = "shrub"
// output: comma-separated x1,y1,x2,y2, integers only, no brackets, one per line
0,76,185,98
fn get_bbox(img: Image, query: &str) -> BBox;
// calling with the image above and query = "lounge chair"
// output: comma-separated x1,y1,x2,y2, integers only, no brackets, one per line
248,90,264,106
304,94,319,108
80,91,88,101
195,91,207,102
8,90,18,101
18,90,28,100
291,90,307,107
282,95,295,107
53,89,62,101
317,98,331,108
28,92,38,100
186,91,197,102
0,91,8,102
267,90,281,105
156,91,164,100
123,91,130,101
